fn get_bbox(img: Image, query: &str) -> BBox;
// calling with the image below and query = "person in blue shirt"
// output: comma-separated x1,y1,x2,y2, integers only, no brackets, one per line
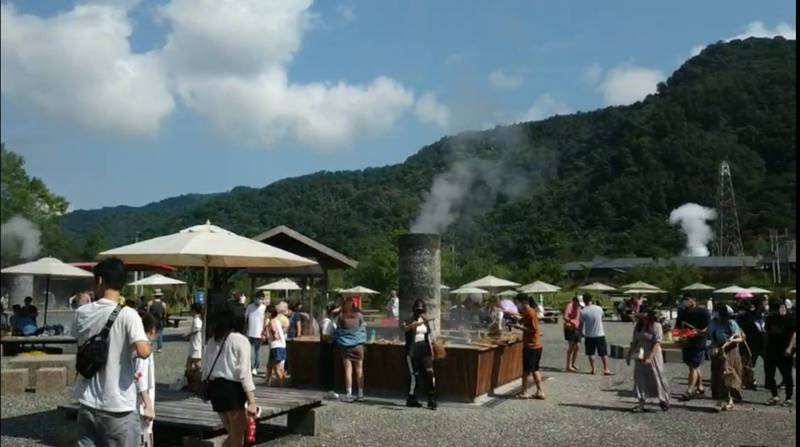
707,305,745,412
10,304,38,336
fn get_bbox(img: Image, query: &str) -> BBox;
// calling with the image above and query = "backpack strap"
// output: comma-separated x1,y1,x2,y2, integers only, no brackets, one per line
204,334,229,382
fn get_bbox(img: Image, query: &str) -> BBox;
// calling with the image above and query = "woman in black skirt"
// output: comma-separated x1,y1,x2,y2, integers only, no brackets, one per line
202,301,259,445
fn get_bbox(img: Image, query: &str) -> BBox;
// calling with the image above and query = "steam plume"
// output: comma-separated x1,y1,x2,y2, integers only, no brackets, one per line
1,215,42,260
668,203,717,257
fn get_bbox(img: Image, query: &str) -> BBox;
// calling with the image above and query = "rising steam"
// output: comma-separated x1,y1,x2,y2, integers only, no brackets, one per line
668,203,717,257
1,215,42,260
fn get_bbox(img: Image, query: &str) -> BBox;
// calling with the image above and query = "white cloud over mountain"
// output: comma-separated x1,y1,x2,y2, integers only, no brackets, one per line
691,21,796,56
585,64,665,106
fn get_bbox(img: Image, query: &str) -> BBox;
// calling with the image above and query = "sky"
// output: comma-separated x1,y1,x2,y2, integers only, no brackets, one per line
1,0,796,211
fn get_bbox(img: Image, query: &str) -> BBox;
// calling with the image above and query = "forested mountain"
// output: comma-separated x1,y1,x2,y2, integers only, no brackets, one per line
58,38,796,287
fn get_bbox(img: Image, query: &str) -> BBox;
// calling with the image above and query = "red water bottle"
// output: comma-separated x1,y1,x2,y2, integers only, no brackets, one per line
246,416,257,445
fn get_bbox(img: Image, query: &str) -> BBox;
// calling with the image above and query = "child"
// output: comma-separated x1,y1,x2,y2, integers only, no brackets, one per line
135,313,158,447
185,304,204,376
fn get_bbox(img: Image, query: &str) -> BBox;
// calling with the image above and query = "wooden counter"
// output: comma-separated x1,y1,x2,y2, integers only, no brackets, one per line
287,337,522,402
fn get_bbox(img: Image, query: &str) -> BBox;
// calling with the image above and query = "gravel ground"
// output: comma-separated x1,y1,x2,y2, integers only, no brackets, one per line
2,321,795,447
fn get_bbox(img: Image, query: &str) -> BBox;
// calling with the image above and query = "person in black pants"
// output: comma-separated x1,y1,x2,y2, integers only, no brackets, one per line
404,299,437,409
764,298,795,406
737,298,767,389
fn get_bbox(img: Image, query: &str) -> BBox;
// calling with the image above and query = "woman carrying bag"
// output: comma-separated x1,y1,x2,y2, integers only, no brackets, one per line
707,305,746,412
202,301,259,445
626,308,670,412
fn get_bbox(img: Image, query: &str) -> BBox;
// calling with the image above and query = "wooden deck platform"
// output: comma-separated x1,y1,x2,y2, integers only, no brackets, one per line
59,385,324,439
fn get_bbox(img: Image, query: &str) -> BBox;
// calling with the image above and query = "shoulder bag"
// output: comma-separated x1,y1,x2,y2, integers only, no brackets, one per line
195,334,229,402
76,305,123,379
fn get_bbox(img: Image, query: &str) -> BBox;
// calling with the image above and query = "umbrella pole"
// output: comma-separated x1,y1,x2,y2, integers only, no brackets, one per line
44,275,51,326
202,264,209,350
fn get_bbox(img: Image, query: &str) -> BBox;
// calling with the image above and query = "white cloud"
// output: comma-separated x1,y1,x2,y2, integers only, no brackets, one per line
519,94,571,122
1,0,432,150
582,63,603,85
597,65,665,106
488,70,524,90
691,21,796,56
0,3,174,137
414,93,450,130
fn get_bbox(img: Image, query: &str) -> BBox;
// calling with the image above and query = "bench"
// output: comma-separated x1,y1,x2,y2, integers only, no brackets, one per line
0,335,77,356
60,385,325,443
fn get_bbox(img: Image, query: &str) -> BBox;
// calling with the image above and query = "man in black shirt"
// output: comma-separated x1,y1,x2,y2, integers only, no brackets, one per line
676,294,710,401
737,298,767,389
23,296,38,325
764,298,795,406
147,289,167,353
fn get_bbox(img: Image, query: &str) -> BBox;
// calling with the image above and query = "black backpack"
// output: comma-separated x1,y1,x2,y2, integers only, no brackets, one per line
76,305,123,379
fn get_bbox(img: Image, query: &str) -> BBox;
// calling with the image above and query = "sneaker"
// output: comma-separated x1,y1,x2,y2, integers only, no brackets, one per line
342,395,355,403
782,399,793,407
355,394,365,402
326,391,339,400
406,397,422,408
427,399,438,410
766,396,781,406
251,369,258,376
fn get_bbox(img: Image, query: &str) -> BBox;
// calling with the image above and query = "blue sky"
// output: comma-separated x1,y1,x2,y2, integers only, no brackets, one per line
1,0,795,210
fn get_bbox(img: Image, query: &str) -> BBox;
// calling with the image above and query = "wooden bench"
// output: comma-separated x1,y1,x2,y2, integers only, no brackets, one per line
59,385,325,443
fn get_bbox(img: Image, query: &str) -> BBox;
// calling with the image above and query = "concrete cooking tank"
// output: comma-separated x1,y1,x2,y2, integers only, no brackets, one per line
397,233,441,336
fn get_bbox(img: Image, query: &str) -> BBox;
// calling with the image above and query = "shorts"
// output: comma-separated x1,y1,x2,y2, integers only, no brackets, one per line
342,344,365,361
682,347,706,368
584,336,608,357
563,327,580,343
522,347,543,373
207,378,246,413
269,347,286,364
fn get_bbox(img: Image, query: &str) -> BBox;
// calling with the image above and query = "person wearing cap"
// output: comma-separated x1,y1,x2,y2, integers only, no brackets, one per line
403,299,437,409
563,295,582,372
148,289,168,353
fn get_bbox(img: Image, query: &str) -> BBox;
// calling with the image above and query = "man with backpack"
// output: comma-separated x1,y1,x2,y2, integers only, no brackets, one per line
73,258,152,447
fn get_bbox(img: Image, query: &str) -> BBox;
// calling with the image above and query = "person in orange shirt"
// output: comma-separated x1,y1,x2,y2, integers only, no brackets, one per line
512,296,545,400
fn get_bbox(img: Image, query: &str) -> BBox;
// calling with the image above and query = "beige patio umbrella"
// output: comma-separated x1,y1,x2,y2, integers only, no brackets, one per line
620,281,660,290
462,275,520,289
713,285,748,294
518,280,561,308
623,288,666,295
1,257,94,325
497,290,519,297
681,282,715,291
99,221,316,349
257,277,301,299
579,282,617,292
340,286,380,295
746,286,771,294
450,287,489,295
128,273,186,287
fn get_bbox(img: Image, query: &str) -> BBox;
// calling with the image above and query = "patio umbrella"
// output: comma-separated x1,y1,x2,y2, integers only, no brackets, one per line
681,282,715,291
440,284,451,290
620,281,660,290
498,290,519,297
623,288,666,295
450,287,489,295
1,257,93,325
462,275,520,289
257,277,301,299
128,273,186,286
746,286,771,295
579,282,617,292
99,221,316,350
713,285,748,294
518,280,561,294
340,286,380,295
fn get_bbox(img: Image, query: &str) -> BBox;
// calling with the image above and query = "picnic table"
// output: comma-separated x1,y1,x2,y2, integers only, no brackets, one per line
0,335,77,356
60,385,325,443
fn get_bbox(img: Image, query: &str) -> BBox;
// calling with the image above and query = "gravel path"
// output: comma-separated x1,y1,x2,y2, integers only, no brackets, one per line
2,322,795,446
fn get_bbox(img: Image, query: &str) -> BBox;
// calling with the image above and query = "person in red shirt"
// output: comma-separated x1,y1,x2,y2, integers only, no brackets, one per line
512,296,545,400
563,296,582,372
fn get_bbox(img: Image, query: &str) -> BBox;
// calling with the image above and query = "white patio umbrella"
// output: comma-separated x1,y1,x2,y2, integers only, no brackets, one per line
518,280,561,294
1,257,93,325
257,277,301,299
340,286,380,295
450,287,489,295
99,221,316,350
713,285,748,294
620,281,660,290
128,273,186,287
579,282,617,292
498,290,519,297
440,284,451,290
681,282,715,291
623,288,666,294
462,275,520,289
746,286,771,294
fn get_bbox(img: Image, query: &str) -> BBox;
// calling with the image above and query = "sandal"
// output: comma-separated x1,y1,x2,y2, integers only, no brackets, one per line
694,388,705,396
532,393,546,400
631,405,645,413
659,401,670,411
678,392,693,402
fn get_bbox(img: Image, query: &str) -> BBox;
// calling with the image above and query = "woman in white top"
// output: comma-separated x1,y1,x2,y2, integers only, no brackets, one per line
263,304,287,386
202,301,258,446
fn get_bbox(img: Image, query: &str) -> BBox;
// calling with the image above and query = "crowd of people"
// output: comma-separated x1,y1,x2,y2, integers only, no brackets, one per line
59,259,795,447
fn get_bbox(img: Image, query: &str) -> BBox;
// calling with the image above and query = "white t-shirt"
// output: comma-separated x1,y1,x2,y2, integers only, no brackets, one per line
202,332,255,392
188,315,203,359
387,297,399,318
245,303,266,339
580,304,605,338
72,298,148,412
321,317,336,337
134,355,155,434
267,318,286,349
414,318,428,342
